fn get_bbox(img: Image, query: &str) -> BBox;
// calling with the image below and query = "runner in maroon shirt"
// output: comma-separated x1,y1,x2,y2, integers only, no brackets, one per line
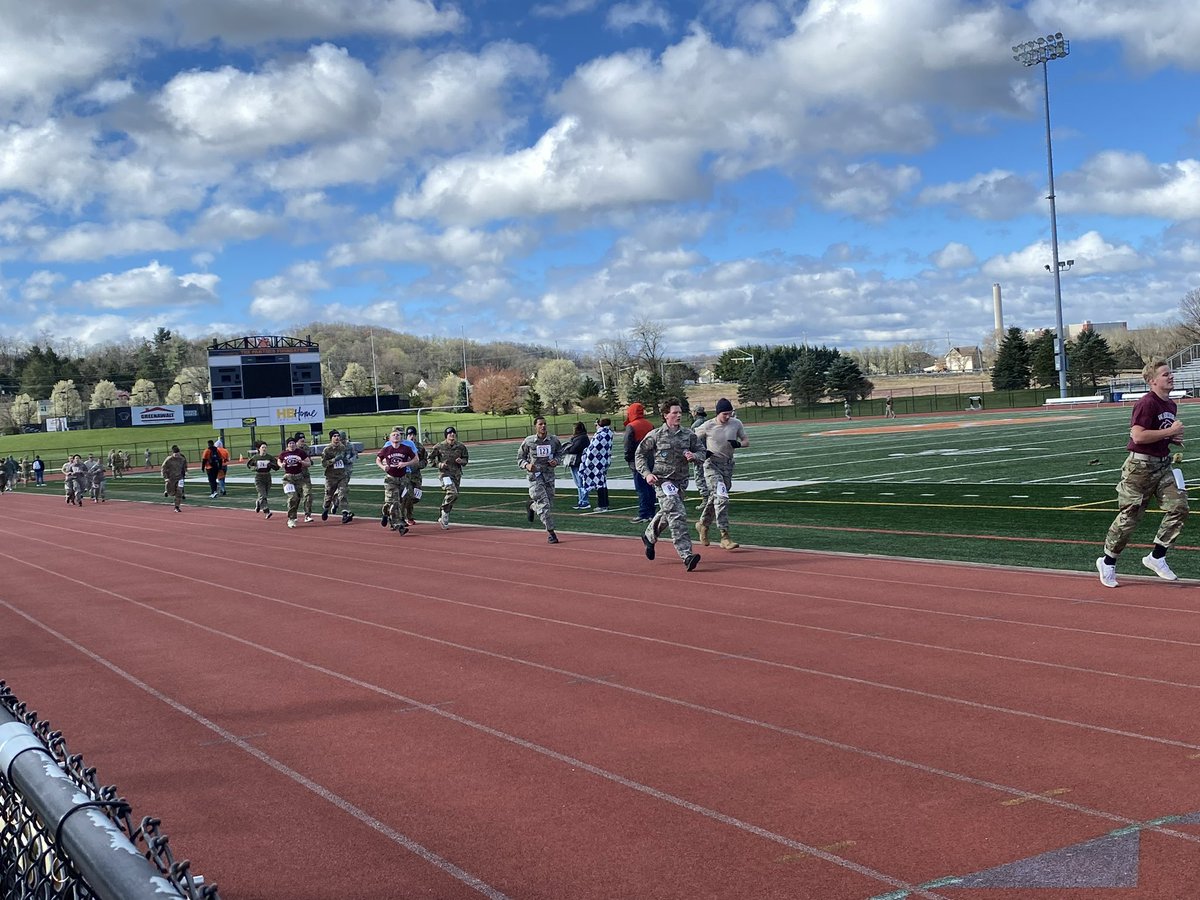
1097,360,1188,586
376,430,417,533
278,438,310,528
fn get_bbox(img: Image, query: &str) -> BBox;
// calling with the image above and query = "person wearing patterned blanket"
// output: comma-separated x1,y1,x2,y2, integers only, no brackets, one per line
579,418,614,512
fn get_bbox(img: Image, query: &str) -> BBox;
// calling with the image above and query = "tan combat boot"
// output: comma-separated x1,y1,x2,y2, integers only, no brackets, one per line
719,530,739,550
697,522,710,546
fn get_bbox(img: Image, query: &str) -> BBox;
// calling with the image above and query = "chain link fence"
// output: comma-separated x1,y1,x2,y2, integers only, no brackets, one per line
0,681,220,900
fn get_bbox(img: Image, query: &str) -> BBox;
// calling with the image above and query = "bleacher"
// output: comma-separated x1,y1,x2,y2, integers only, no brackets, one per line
1108,343,1200,397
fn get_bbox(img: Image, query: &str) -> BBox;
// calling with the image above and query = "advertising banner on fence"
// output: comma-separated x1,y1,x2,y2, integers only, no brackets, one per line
131,405,185,426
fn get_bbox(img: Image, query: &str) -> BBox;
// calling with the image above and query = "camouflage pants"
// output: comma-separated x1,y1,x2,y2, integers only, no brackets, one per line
401,469,423,520
646,479,693,561
254,476,272,513
693,459,710,502
382,475,410,522
439,474,461,512
283,473,304,520
698,456,734,530
1103,454,1189,556
324,469,349,511
527,473,556,531
299,473,313,515
164,477,184,507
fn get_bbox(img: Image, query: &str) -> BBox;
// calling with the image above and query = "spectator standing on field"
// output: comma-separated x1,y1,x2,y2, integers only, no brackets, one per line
161,446,187,512
562,421,590,509
579,418,614,512
885,396,896,419
517,416,562,543
1096,360,1189,587
623,402,656,523
32,456,45,486
428,426,469,529
694,397,749,551
635,399,704,572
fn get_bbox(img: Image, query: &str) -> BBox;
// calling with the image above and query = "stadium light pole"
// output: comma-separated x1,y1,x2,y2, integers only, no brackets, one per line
1014,32,1070,397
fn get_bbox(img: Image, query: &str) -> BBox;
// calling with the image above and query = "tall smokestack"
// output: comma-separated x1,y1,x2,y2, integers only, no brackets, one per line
993,283,1003,332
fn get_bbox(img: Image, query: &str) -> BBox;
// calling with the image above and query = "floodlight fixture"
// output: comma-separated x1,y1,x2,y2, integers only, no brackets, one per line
1013,31,1071,397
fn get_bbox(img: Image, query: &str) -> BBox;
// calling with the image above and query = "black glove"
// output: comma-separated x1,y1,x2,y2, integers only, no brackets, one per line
728,440,740,450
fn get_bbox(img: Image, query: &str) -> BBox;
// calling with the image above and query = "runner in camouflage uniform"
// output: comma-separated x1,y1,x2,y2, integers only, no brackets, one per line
517,416,561,543
246,440,279,519
429,426,469,529
635,399,704,571
320,430,354,524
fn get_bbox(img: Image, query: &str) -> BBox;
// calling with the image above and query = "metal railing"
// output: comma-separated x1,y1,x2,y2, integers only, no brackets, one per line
0,682,219,900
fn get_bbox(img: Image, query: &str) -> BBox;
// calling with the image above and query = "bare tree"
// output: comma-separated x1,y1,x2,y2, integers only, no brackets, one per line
629,317,666,370
1180,288,1200,344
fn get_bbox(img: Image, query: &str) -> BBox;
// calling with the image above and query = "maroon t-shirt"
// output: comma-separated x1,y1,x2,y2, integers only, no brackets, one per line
278,448,308,475
377,445,416,478
1126,392,1177,457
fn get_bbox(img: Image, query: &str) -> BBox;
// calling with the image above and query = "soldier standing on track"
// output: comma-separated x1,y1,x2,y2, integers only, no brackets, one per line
247,440,279,520
635,399,704,571
320,430,354,524
693,397,749,551
278,437,310,529
517,416,561,544
1096,360,1189,587
160,446,187,512
429,426,468,530
376,429,417,534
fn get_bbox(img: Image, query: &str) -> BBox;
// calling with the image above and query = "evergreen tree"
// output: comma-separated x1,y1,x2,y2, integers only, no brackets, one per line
523,384,543,418
825,357,872,402
455,379,469,412
1067,330,1119,392
990,327,1031,390
578,375,601,398
737,362,771,406
1027,330,1057,388
787,354,825,407
602,381,620,413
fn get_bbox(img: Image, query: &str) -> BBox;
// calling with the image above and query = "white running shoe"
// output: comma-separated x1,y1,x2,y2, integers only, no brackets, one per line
304,514,314,523
287,519,296,528
1141,554,1178,581
1095,557,1118,588
439,512,449,530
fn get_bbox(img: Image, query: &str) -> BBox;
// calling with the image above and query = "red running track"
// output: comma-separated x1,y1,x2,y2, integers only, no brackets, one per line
1,490,1199,899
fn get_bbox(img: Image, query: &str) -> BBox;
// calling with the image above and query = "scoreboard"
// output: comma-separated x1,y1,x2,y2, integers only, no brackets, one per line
207,335,325,430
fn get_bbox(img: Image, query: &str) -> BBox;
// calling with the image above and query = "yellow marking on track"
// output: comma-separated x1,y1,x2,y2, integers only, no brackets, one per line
1065,499,1118,510
1001,788,1071,807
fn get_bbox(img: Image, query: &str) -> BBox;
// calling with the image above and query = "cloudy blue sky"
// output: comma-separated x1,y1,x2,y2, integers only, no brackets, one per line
2,0,1199,358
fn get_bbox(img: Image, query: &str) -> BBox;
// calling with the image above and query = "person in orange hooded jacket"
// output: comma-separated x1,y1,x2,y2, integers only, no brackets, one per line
623,401,657,523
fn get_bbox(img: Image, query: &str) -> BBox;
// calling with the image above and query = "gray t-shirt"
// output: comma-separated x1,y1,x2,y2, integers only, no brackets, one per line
694,416,748,460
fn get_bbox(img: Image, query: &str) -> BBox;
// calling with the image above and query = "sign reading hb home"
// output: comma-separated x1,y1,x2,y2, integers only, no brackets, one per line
207,335,325,430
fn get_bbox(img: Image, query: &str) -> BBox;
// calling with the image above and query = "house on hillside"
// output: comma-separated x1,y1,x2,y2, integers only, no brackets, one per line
944,346,984,373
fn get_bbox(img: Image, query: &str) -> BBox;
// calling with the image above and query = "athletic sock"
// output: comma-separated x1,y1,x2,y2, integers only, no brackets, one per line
1103,554,1117,566
1152,544,1168,559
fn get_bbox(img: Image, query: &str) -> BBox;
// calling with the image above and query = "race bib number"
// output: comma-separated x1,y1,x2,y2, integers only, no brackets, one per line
283,482,296,494
334,460,344,469
412,488,422,500
716,482,729,498
1173,468,1186,491
662,481,679,497
442,476,454,487
535,444,552,458
257,460,270,470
